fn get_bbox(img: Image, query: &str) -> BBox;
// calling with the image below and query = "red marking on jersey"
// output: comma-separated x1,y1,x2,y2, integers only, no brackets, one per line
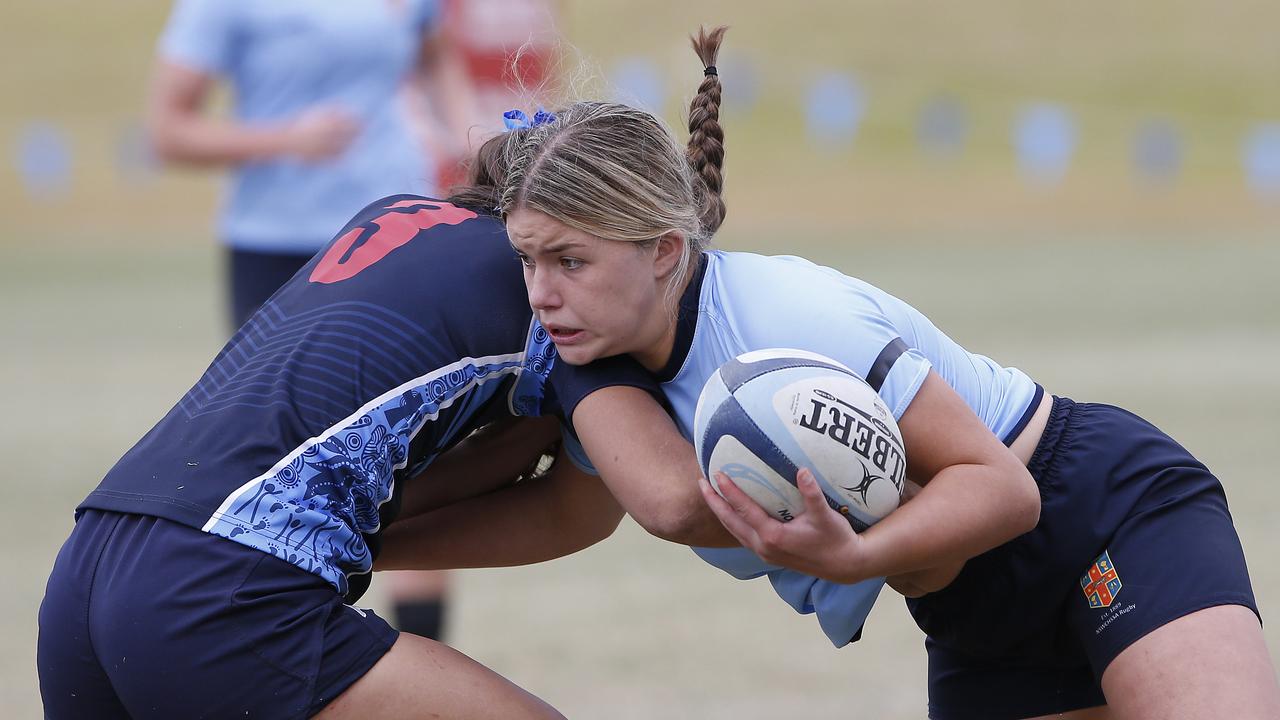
310,201,477,284
386,198,443,210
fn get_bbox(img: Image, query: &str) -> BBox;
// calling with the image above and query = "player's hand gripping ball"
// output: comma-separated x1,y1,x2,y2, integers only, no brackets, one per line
693,349,906,530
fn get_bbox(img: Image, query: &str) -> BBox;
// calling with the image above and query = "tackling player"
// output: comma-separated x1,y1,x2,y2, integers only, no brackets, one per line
36,149,722,718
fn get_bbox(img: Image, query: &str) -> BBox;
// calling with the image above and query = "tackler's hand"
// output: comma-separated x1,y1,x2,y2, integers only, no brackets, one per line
698,468,868,584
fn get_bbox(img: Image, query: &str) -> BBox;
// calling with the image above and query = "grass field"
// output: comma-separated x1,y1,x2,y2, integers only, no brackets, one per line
4,229,1278,719
3,0,1279,717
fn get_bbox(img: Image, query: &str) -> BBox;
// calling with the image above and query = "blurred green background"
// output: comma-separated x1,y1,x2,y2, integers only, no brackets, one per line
3,1,1278,718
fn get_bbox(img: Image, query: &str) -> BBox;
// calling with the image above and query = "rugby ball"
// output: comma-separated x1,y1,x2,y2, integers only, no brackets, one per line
693,349,906,531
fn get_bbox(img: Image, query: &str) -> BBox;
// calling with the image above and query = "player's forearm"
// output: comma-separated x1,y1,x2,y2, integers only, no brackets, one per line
647,499,739,547
597,423,734,546
377,464,624,571
573,386,738,548
149,114,294,166
887,561,967,597
614,479,738,547
855,460,1039,582
398,416,561,520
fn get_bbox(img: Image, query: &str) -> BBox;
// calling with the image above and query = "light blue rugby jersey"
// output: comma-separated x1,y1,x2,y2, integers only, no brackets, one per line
657,251,1040,646
159,0,438,252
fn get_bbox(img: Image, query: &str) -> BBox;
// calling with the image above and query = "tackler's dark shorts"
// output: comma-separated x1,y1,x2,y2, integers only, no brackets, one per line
907,396,1259,720
38,509,399,720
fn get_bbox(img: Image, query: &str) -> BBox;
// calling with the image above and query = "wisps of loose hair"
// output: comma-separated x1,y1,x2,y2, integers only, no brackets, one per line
495,25,731,305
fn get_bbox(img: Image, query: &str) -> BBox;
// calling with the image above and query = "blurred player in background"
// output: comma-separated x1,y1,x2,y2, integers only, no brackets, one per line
387,26,1280,720
411,0,561,190
145,0,479,643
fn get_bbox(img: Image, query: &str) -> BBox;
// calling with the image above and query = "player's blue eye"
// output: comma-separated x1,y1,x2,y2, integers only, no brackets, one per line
516,254,534,268
561,257,583,270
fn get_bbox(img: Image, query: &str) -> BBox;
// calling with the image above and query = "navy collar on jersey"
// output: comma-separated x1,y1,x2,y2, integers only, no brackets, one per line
654,252,709,383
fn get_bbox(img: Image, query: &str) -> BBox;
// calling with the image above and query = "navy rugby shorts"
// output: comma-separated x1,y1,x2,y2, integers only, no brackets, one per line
907,396,1259,720
38,509,398,719
227,246,314,327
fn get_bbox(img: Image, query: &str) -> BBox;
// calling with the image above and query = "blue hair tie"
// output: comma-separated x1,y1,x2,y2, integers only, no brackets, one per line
503,108,557,131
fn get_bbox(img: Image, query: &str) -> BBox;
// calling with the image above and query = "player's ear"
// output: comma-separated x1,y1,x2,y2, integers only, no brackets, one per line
653,231,686,279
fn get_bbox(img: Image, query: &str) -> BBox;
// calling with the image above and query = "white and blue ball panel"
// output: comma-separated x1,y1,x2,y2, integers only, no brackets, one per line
696,355,851,520
697,383,808,521
717,348,858,389
696,357,902,530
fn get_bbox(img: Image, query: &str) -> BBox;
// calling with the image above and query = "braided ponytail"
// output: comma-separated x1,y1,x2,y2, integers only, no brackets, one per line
687,25,728,236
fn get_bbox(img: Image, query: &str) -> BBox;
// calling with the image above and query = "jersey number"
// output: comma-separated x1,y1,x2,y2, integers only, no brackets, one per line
310,199,478,284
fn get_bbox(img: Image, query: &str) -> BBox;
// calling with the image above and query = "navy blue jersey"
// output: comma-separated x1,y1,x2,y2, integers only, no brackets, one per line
81,195,650,601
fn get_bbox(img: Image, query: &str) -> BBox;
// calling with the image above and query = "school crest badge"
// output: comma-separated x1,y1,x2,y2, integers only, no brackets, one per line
1081,550,1122,608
